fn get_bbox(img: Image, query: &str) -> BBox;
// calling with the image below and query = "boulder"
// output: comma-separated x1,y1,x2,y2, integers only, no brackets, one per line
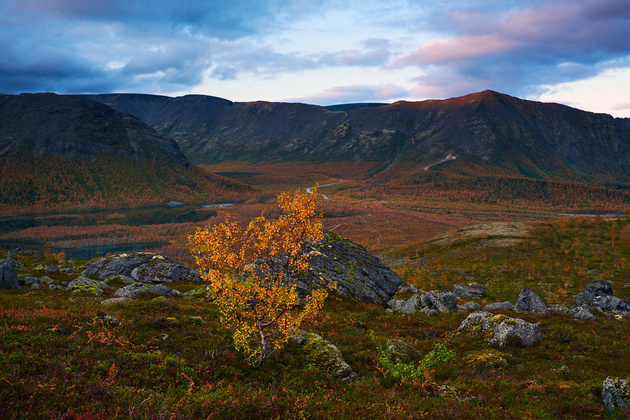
66,276,108,294
514,288,547,313
290,330,357,383
425,291,459,313
482,301,514,311
390,291,459,315
390,294,423,314
101,297,132,305
453,283,488,299
573,280,630,316
460,301,482,312
83,253,157,279
602,377,630,413
44,264,59,273
458,311,542,347
114,283,181,298
131,261,200,284
294,232,402,306
0,258,19,289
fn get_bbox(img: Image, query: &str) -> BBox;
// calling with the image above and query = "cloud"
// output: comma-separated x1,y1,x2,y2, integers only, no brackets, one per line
290,84,410,105
613,103,630,111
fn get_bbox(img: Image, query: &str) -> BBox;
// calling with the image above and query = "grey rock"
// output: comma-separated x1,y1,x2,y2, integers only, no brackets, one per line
0,258,19,289
458,311,543,347
391,294,423,314
94,314,120,327
131,261,200,283
44,264,59,273
483,301,514,311
426,291,459,313
603,377,630,413
183,285,214,301
101,297,132,305
21,275,39,286
66,276,108,295
60,268,75,274
82,253,165,279
514,287,547,313
568,306,597,320
587,280,613,297
397,284,421,294
453,283,488,299
114,283,181,298
573,280,630,315
546,304,571,315
420,307,439,316
290,330,358,383
106,274,137,284
460,301,482,312
30,283,40,290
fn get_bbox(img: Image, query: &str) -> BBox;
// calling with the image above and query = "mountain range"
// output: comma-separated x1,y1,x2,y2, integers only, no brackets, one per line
90,90,630,186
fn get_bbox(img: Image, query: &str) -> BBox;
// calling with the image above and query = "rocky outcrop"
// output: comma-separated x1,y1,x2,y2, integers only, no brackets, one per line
603,377,630,413
482,301,514,311
292,232,402,306
457,311,542,347
385,339,422,364
572,280,630,317
514,288,547,313
0,258,19,289
66,276,109,295
290,330,358,383
83,253,200,283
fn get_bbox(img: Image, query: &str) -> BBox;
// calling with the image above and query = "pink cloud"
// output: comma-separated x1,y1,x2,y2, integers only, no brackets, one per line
290,83,409,104
613,102,630,111
393,35,517,67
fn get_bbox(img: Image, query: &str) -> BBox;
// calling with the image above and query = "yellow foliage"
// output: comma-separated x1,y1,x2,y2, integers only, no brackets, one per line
190,190,332,365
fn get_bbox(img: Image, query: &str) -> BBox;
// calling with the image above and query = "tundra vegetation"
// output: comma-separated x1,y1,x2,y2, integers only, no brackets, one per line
2,164,630,419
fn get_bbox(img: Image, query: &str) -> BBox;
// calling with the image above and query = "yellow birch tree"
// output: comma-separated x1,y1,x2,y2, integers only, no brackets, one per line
189,190,332,365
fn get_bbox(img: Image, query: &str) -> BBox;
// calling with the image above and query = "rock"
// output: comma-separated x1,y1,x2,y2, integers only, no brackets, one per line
420,307,439,316
44,264,59,273
114,283,181,298
66,276,108,295
426,291,459,313
453,283,488,299
458,311,542,347
390,294,423,314
587,280,613,296
0,258,19,289
183,285,214,301
573,280,630,316
294,232,402,306
602,377,630,413
460,301,482,312
546,304,571,315
397,284,422,294
482,301,514,311
385,339,422,364
60,268,75,274
514,288,547,313
20,275,39,286
290,330,358,383
568,306,597,320
30,283,40,290
101,297,132,305
131,261,200,284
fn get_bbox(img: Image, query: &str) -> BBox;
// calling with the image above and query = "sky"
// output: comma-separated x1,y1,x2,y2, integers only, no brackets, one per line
1,0,630,117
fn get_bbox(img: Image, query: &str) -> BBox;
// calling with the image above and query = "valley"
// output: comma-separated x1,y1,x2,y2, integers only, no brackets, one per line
2,90,630,418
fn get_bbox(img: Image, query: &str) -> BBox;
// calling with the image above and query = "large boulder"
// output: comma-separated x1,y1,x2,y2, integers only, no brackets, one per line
66,276,108,294
514,288,547,313
290,330,357,383
603,377,630,413
0,258,19,289
458,311,542,347
291,232,402,306
83,253,200,283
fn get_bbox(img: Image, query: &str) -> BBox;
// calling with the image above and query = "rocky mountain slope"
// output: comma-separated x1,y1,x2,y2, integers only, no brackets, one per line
90,90,630,186
0,93,252,211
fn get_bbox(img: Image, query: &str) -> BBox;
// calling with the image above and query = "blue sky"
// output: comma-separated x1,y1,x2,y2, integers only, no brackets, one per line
2,0,630,116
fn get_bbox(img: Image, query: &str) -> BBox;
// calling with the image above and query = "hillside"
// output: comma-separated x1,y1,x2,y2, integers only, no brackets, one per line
0,93,253,214
90,90,630,187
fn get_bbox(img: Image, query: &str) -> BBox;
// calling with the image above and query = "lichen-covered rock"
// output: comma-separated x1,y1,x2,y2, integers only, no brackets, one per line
66,276,108,292
44,264,59,273
453,283,488,299
426,291,459,313
183,285,214,301
83,253,157,279
464,349,509,368
106,274,136,284
114,283,181,298
385,339,422,364
458,311,542,347
290,330,358,383
514,287,547,313
295,232,402,306
482,301,514,311
572,280,630,316
390,290,459,314
0,258,19,289
390,294,423,314
602,377,630,413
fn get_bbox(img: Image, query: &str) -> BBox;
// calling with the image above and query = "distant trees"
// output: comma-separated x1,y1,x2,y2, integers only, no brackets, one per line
190,190,332,365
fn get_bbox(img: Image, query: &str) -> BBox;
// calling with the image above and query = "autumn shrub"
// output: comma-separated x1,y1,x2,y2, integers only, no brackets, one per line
190,190,334,365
